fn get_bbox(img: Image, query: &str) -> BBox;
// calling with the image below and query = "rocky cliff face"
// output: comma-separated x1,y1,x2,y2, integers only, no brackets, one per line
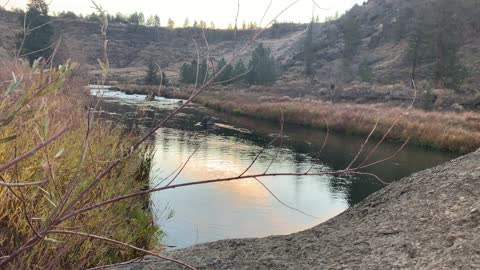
109,149,480,270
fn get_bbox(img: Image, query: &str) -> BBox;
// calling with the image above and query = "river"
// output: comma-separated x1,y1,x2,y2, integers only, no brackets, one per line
90,88,458,249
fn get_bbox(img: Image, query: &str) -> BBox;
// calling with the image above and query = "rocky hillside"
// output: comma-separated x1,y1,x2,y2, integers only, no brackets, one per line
110,148,480,270
1,0,479,92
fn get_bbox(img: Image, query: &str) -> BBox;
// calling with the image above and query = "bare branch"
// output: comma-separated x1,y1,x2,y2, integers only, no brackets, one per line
47,230,197,270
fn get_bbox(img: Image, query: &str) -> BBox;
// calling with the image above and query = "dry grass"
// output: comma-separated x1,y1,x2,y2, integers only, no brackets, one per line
176,90,480,153
0,62,159,269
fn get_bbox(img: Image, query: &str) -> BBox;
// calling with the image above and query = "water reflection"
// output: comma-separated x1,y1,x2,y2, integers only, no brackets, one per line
90,88,459,248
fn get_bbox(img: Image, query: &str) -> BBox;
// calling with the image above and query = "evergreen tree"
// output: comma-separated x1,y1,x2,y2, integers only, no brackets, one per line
234,60,247,79
180,59,209,84
358,59,374,83
342,15,361,58
304,21,314,76
167,18,175,28
128,12,142,30
17,0,54,64
180,62,195,83
153,15,160,27
404,0,468,90
216,58,234,84
144,61,160,85
183,17,190,28
247,44,276,85
146,15,155,26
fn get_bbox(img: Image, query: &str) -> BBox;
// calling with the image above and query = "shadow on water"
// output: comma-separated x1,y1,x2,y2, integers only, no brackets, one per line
90,88,459,247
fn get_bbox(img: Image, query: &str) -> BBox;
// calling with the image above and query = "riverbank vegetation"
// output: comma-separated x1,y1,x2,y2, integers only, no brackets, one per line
173,90,480,153
0,61,159,268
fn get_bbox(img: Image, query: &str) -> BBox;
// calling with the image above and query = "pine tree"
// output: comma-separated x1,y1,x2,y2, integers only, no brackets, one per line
183,17,190,28
17,0,54,64
144,62,160,85
359,59,374,83
167,18,175,28
304,21,314,76
216,58,234,84
234,60,247,78
342,15,361,58
153,15,160,27
247,44,276,85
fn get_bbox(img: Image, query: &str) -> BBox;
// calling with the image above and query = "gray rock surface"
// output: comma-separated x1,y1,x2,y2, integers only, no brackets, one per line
111,149,480,270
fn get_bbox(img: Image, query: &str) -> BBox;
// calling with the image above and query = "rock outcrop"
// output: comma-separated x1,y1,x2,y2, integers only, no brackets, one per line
111,149,480,270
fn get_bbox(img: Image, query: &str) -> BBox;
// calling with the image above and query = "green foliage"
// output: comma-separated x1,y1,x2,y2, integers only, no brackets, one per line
359,60,374,83
304,21,315,76
247,44,276,85
167,18,175,28
27,0,48,15
144,62,160,85
128,12,145,29
183,17,190,28
234,60,247,78
180,59,209,84
144,62,168,86
216,58,234,84
17,0,54,65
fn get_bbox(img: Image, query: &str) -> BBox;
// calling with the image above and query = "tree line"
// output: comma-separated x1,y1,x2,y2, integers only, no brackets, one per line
180,44,276,86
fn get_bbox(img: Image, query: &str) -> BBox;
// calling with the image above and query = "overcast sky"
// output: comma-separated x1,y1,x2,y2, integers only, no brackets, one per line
5,0,364,28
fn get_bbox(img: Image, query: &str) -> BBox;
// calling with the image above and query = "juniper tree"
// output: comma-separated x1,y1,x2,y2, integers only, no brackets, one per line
233,60,247,80
216,58,234,84
144,62,160,85
247,44,276,85
183,18,190,28
17,0,54,64
167,18,175,28
304,21,315,76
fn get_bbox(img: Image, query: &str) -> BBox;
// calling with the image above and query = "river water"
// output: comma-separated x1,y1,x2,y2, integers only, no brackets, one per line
90,88,458,248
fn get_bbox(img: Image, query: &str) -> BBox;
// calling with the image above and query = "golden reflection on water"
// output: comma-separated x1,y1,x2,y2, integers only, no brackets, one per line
151,129,347,248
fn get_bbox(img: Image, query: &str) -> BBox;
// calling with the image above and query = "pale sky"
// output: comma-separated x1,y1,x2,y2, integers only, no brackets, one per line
5,0,364,28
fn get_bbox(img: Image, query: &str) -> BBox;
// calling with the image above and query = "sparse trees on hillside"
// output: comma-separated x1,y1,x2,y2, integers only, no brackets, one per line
146,15,160,27
128,12,145,30
199,20,207,28
247,44,276,85
400,0,469,90
17,0,54,64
